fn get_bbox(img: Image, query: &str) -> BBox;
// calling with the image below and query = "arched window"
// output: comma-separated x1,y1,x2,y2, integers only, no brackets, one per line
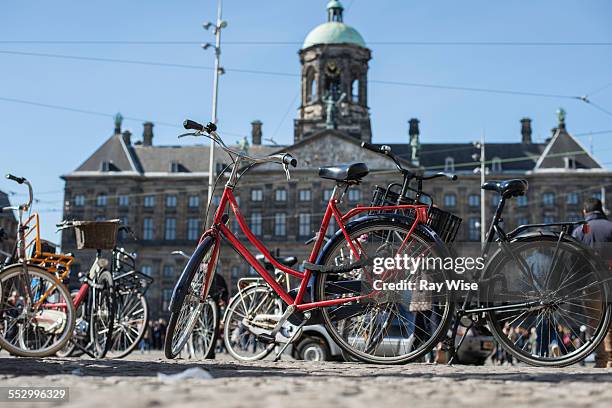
306,68,316,103
491,157,502,173
351,79,359,103
444,157,455,172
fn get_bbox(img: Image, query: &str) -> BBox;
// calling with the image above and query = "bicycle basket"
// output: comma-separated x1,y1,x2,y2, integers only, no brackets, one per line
73,220,120,250
370,185,462,243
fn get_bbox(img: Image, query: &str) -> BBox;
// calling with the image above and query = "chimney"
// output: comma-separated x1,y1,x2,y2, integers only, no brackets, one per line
520,118,532,144
409,118,420,138
122,130,132,146
408,118,420,166
143,122,154,146
251,120,262,145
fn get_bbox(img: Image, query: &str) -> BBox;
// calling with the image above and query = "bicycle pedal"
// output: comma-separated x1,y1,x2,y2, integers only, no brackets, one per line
256,333,276,344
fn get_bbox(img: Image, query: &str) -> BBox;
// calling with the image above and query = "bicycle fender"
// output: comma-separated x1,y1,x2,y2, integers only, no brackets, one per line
169,236,215,313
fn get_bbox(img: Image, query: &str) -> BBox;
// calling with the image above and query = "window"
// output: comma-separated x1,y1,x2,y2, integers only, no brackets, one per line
119,216,129,239
491,195,501,208
543,192,555,207
306,68,316,103
96,194,107,207
162,289,173,311
468,194,480,208
188,195,200,208
351,79,359,103
170,161,181,173
592,191,602,200
143,218,154,240
444,157,455,172
118,195,129,207
251,212,262,236
443,193,456,208
327,216,337,235
143,195,155,208
231,266,240,280
348,189,361,202
323,189,333,202
251,189,263,202
163,265,175,278
165,218,176,240
564,156,576,170
468,217,480,241
141,265,153,276
543,215,555,224
299,189,312,201
187,218,200,240
166,195,177,208
567,213,581,222
275,189,287,202
491,157,502,173
566,192,579,205
274,213,286,236
74,195,85,207
298,213,311,237
517,195,528,207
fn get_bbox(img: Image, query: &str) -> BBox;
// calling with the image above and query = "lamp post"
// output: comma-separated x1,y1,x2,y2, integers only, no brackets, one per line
473,131,487,245
203,0,227,213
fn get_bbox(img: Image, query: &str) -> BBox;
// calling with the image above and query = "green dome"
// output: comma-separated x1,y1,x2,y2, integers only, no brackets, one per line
302,21,366,49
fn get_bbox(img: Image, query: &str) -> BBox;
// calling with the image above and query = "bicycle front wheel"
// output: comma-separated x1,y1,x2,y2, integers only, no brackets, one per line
165,236,218,359
484,236,612,367
188,298,219,359
107,290,148,359
0,264,76,357
316,218,454,364
90,270,115,358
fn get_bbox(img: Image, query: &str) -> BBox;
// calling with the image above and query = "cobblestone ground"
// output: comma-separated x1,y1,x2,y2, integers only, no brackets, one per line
1,351,612,408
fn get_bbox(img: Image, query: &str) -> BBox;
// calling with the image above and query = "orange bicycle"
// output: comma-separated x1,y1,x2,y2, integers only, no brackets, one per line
0,174,76,357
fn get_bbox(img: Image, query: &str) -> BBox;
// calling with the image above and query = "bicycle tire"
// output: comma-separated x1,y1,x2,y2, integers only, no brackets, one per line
0,264,76,357
188,298,219,359
107,291,149,359
222,285,278,361
315,218,455,364
483,235,612,367
165,236,218,359
90,270,115,358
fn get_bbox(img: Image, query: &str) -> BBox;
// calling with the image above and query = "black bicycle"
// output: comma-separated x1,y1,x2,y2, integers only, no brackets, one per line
361,142,612,367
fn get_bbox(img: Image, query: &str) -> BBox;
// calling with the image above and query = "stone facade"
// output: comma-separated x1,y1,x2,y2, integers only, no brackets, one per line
0,190,17,259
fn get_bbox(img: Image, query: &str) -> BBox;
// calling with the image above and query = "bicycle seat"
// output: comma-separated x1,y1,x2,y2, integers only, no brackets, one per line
255,254,298,270
481,179,528,197
318,163,369,183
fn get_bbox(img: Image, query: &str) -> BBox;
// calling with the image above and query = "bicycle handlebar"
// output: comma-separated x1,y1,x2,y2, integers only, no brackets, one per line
180,119,298,168
5,174,33,211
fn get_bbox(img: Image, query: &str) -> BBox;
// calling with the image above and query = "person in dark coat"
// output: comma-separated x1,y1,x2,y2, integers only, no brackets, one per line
572,198,612,368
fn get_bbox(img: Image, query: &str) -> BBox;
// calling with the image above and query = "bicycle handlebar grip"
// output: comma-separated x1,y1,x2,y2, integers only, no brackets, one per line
282,154,298,168
446,173,458,181
5,174,25,184
360,141,381,153
183,119,204,131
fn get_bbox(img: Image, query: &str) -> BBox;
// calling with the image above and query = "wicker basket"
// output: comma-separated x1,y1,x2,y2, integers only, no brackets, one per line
73,220,120,250
370,186,462,243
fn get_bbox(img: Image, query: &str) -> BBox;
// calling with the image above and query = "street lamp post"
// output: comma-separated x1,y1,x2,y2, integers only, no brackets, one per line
473,131,487,245
203,0,227,215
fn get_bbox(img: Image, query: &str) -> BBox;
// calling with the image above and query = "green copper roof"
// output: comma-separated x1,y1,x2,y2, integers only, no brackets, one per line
302,21,366,49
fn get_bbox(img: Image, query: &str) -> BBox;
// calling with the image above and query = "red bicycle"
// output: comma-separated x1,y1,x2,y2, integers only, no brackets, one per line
164,120,456,364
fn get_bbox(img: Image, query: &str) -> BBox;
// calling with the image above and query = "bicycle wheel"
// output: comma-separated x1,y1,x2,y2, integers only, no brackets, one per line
165,236,218,359
484,236,612,367
90,270,115,358
107,290,148,359
56,289,82,358
188,298,219,359
0,264,76,357
222,285,280,361
315,218,454,364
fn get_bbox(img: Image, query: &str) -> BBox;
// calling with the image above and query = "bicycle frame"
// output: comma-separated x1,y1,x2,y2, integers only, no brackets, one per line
204,183,429,313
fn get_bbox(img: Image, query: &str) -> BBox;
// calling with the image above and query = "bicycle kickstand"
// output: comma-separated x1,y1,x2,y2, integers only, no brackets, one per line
272,313,310,362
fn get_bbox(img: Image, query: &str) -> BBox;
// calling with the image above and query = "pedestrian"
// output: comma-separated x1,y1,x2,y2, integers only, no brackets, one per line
573,197,612,368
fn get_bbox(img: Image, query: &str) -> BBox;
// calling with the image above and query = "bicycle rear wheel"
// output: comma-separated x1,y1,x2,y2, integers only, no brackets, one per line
484,236,612,367
316,218,454,364
165,236,218,359
0,264,76,357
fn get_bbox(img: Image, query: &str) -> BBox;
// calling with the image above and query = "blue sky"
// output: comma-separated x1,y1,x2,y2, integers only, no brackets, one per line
1,0,612,240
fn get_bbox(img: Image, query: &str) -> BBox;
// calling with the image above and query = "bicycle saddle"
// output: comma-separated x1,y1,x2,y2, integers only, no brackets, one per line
318,163,369,183
481,179,528,197
255,254,298,270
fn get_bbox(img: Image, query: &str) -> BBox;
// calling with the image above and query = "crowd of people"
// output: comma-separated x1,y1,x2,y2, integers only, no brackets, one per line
138,319,168,352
